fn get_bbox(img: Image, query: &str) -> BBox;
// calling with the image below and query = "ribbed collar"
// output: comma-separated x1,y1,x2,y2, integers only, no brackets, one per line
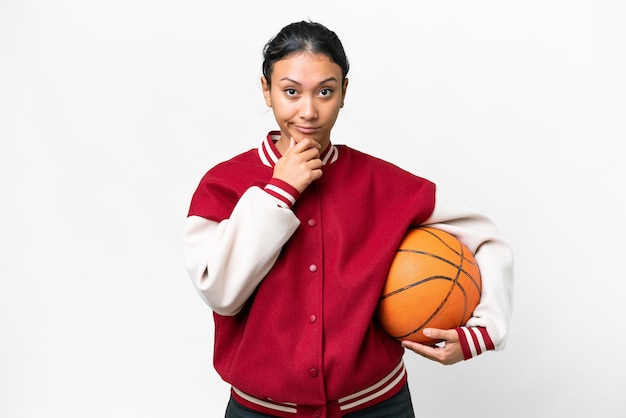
257,130,339,168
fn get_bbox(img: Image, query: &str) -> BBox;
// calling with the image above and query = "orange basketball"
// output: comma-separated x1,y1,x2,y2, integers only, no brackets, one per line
376,227,481,345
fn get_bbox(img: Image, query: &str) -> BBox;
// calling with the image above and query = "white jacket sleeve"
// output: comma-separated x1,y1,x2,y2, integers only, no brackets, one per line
423,189,514,351
183,186,300,316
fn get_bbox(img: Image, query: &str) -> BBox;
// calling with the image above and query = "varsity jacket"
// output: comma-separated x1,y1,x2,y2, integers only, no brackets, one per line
184,131,514,417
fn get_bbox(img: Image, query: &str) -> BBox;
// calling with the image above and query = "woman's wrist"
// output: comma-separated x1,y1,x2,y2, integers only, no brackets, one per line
264,178,300,209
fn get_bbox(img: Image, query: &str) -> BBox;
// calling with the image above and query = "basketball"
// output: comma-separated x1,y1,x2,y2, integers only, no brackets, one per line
376,227,482,345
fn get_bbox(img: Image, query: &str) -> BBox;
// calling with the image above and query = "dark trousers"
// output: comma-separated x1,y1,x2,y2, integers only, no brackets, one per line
225,383,415,417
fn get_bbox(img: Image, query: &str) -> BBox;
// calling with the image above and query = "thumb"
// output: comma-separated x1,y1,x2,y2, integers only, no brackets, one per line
289,136,296,150
423,328,457,342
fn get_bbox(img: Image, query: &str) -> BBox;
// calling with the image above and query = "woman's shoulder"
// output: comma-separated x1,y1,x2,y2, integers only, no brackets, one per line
202,147,265,177
336,145,416,173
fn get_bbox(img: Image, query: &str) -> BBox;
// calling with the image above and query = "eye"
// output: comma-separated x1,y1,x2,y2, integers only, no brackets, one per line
319,88,333,97
285,88,297,97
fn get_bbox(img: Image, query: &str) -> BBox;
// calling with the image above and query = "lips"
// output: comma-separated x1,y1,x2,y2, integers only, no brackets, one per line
294,125,320,135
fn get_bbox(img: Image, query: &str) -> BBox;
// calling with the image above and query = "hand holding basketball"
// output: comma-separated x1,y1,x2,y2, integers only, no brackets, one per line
401,328,464,365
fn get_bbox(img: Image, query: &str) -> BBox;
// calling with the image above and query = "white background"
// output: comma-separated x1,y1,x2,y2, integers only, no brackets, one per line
1,1,625,417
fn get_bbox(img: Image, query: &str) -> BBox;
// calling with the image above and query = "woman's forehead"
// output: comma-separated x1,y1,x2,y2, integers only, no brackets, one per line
271,52,342,83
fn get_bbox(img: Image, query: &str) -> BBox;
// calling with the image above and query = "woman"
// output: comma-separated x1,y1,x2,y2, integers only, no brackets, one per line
184,21,513,418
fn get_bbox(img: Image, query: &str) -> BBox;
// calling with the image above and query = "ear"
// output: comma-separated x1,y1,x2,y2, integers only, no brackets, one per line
261,77,272,107
340,78,349,108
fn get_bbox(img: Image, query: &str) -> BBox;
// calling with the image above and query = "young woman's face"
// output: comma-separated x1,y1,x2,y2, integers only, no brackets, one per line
262,52,348,152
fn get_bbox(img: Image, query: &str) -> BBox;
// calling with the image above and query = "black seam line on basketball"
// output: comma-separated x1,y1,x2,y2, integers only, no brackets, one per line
391,279,471,340
389,248,463,300
457,244,481,293
380,275,453,299
392,280,470,339
415,227,479,268
387,247,465,299
397,249,478,270
410,227,479,268
396,249,480,293
416,228,464,259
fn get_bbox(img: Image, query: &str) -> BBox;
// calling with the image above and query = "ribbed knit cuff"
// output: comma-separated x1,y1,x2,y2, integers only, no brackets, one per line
264,178,300,209
455,327,495,360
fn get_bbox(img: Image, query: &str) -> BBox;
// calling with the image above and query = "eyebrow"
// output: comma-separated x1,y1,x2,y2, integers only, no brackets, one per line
279,76,338,86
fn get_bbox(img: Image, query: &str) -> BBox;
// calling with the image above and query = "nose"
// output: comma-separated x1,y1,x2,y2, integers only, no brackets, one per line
299,96,318,120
